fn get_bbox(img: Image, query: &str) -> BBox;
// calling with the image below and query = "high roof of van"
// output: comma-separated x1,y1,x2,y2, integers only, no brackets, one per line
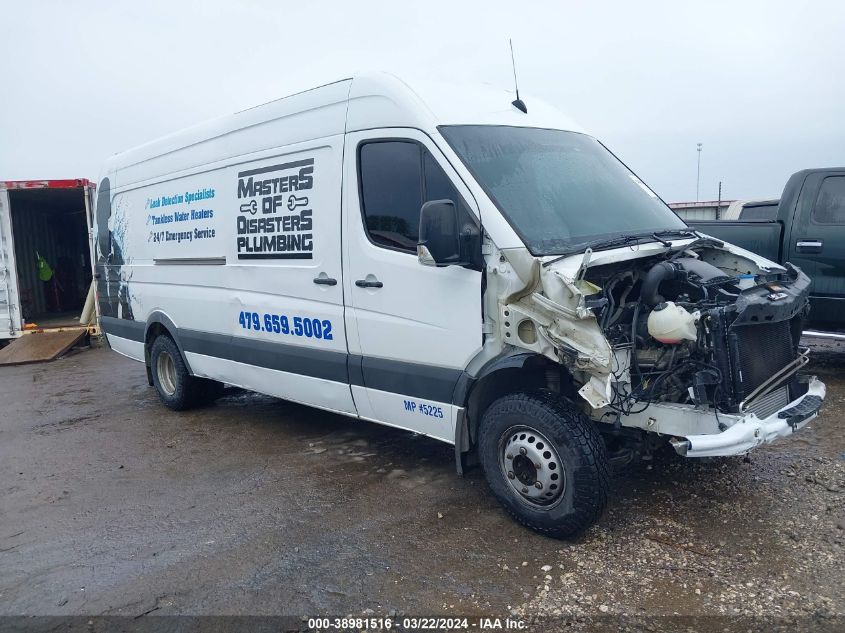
101,72,585,187
346,72,584,133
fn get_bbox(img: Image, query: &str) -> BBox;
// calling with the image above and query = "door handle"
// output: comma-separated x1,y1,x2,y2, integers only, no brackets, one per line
355,278,384,289
313,275,337,286
796,239,823,253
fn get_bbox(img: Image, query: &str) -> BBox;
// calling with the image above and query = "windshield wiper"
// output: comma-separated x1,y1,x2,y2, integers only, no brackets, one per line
652,228,698,239
542,229,698,268
542,233,647,267
604,229,698,249
587,232,661,252
650,228,699,247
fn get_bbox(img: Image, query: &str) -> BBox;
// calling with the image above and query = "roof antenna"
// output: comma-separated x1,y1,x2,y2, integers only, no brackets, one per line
509,39,527,113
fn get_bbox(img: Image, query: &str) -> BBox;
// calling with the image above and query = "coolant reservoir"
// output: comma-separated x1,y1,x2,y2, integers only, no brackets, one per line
647,302,698,344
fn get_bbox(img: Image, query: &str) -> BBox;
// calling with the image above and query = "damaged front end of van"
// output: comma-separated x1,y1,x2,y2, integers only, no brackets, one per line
495,237,825,461
439,125,824,467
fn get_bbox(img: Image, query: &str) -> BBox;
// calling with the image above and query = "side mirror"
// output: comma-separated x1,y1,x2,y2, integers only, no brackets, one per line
418,200,461,266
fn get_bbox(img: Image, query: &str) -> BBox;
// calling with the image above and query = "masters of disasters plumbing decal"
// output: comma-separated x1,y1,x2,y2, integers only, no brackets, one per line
235,158,315,259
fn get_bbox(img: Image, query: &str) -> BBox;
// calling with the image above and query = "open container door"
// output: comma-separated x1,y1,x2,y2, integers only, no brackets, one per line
3,179,96,331
0,186,23,339
0,179,98,364
81,181,99,330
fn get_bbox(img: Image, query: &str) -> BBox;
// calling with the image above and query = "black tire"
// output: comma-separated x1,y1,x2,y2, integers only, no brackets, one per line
478,391,610,538
149,335,222,410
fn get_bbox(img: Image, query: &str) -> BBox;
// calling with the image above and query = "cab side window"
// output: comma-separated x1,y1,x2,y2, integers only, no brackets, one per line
358,140,468,253
359,141,422,251
813,176,845,224
424,150,460,203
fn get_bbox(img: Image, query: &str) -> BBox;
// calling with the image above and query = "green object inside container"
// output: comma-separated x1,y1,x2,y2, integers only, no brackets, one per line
36,252,53,282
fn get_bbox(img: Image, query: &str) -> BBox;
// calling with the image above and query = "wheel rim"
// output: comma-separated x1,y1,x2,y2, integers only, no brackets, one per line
156,351,178,396
499,425,566,506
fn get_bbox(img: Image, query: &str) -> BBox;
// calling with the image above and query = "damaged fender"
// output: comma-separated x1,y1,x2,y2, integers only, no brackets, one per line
500,259,614,409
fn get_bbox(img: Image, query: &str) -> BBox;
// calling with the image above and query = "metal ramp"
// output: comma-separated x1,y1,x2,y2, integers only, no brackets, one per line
0,328,87,366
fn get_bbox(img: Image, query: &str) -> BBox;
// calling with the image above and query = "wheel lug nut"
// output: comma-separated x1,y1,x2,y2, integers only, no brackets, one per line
519,447,527,455
521,487,528,493
535,463,542,469
506,453,513,460
507,471,515,480
534,482,543,489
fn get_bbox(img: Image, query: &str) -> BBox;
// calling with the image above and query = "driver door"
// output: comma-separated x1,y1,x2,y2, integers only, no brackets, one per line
342,129,483,442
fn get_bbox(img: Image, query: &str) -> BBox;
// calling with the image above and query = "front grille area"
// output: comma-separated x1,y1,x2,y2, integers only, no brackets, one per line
705,275,809,412
732,319,796,401
746,385,790,419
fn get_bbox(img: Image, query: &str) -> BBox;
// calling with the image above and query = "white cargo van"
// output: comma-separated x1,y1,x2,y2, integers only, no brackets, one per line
95,72,825,537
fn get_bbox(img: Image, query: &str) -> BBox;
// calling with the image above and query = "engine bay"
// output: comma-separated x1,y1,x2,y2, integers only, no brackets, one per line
581,239,811,418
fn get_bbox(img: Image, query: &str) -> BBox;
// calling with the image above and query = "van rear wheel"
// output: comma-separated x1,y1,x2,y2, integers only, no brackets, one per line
150,335,222,410
478,391,610,538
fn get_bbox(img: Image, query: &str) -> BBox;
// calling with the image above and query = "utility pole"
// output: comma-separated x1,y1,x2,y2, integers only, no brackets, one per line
717,181,722,219
696,143,703,202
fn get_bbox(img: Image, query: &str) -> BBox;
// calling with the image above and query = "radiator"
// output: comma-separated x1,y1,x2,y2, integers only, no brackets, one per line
732,320,796,402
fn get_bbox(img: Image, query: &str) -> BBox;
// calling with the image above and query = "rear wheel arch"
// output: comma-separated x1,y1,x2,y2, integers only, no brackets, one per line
145,316,223,410
143,313,192,384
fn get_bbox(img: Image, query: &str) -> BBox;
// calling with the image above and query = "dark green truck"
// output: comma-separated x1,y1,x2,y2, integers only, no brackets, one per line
690,168,845,329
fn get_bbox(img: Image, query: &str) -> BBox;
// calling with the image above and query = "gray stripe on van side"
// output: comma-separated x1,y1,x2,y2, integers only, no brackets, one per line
351,354,462,403
101,317,463,404
180,329,350,384
100,316,145,342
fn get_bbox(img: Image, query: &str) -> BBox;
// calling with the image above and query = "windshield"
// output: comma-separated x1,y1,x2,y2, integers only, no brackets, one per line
439,125,687,256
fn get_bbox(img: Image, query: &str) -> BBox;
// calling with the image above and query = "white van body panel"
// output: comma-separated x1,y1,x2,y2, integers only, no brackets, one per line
106,79,352,190
106,333,144,360
104,133,356,415
96,75,365,414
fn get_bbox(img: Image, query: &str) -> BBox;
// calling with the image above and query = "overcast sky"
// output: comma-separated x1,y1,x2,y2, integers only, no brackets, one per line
1,0,842,202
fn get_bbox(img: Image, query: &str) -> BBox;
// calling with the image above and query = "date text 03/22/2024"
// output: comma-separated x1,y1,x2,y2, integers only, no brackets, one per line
237,310,333,340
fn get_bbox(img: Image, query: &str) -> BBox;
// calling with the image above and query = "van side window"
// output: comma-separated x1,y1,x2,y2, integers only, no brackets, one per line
359,142,424,251
359,141,468,253
813,176,845,224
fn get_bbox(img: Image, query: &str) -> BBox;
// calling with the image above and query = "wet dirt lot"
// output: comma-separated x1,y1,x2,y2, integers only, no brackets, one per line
1,340,842,627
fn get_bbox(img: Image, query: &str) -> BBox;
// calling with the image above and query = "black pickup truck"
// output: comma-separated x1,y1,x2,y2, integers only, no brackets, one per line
690,167,845,329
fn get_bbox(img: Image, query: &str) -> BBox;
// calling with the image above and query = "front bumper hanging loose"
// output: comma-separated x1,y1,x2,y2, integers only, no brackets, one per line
670,376,826,458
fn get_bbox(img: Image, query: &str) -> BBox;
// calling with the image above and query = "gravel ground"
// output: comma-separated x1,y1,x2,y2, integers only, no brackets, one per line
0,337,842,630
515,337,844,631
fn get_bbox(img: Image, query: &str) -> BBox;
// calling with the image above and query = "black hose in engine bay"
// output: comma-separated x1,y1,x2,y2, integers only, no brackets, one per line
597,254,741,418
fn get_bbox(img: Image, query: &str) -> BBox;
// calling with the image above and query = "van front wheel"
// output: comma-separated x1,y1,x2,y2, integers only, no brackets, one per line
478,391,610,538
150,335,222,410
